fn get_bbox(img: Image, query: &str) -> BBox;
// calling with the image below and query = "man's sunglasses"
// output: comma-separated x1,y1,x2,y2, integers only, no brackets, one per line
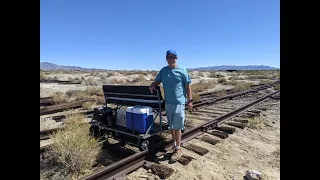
166,56,177,59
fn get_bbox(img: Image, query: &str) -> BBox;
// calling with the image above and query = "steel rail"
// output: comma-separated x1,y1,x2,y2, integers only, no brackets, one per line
198,80,279,97
40,99,95,115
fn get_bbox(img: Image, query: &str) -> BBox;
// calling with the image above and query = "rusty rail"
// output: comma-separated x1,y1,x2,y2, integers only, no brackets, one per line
40,97,55,106
193,89,256,109
40,127,62,140
50,110,94,122
80,90,279,180
40,80,81,84
58,81,81,84
198,80,279,98
40,99,94,115
158,84,274,119
40,97,53,100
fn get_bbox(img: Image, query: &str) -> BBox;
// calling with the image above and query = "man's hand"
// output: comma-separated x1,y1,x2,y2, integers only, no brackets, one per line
187,101,193,111
149,84,156,94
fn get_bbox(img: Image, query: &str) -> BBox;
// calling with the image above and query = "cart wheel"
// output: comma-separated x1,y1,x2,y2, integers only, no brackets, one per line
89,125,106,139
89,125,97,136
139,140,149,151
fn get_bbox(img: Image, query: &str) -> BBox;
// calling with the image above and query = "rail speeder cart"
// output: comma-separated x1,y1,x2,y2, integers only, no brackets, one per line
89,85,168,151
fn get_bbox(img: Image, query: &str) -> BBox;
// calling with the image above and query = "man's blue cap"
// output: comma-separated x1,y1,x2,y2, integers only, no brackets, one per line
166,50,177,56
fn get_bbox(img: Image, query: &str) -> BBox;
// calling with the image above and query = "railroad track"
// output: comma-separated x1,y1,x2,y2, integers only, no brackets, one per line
40,99,95,115
77,90,279,180
40,97,55,106
40,83,279,179
39,81,278,116
40,85,277,151
49,110,94,122
40,85,273,142
198,80,279,99
40,79,81,84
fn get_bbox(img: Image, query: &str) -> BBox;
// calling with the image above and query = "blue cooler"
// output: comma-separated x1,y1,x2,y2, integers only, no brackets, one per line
126,106,153,134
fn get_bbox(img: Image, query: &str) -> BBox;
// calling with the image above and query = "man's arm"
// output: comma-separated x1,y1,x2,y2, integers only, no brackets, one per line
149,81,161,94
150,81,161,87
183,69,193,110
186,84,192,101
149,69,162,94
186,83,193,110
183,69,192,101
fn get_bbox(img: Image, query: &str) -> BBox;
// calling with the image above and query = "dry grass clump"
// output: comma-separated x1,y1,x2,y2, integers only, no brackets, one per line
65,87,103,101
215,89,227,97
121,70,147,76
107,72,115,77
247,117,264,129
217,77,227,84
40,71,46,81
134,80,152,86
273,83,280,90
82,101,96,110
83,77,101,86
192,93,200,102
62,70,74,74
189,72,197,79
67,77,74,81
228,76,245,80
84,87,103,96
247,74,275,80
52,92,68,104
230,82,253,93
100,76,109,83
66,90,87,100
191,80,216,93
192,83,210,93
49,76,60,81
111,78,127,84
228,79,239,86
260,79,273,84
131,74,146,83
198,71,206,77
74,76,83,82
89,71,99,76
46,114,102,178
40,71,60,81
94,96,105,105
208,71,218,78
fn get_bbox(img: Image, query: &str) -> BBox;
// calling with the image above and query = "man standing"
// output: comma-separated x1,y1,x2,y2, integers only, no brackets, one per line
149,50,193,162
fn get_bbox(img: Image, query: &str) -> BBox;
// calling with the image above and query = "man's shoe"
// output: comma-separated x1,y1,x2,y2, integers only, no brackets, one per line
170,148,182,162
165,146,176,156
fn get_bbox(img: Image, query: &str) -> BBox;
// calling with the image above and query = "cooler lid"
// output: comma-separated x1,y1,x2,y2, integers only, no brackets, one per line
126,106,153,115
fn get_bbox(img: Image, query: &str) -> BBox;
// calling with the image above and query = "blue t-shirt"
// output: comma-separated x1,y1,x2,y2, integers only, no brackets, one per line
155,66,192,105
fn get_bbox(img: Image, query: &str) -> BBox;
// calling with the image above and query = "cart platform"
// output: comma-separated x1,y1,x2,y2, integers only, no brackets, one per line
90,85,168,151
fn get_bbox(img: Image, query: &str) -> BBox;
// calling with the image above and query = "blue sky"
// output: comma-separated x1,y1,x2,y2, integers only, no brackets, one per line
40,0,279,70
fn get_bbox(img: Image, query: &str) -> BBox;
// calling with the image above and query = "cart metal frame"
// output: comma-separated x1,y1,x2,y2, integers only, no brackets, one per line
89,85,168,150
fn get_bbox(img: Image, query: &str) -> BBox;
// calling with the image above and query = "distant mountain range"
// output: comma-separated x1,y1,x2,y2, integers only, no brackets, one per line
187,65,279,71
40,62,279,71
40,62,105,71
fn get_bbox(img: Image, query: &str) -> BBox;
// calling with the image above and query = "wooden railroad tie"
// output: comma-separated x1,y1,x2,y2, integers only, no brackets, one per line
183,144,209,156
207,130,229,139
